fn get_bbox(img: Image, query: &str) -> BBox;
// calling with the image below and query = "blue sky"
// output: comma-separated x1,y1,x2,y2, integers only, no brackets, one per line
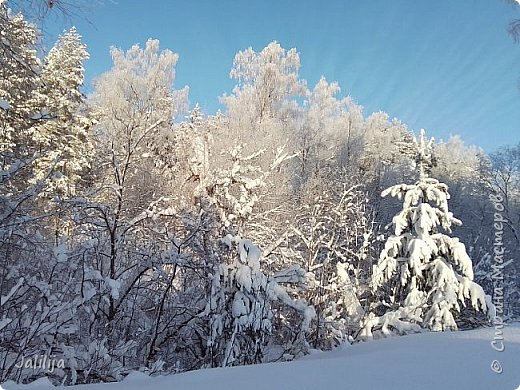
44,0,520,152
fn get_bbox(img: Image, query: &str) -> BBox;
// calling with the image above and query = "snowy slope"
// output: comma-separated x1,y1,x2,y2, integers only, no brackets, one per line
2,324,519,390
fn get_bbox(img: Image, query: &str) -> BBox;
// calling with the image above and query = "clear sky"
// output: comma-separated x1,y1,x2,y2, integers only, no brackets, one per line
42,0,520,152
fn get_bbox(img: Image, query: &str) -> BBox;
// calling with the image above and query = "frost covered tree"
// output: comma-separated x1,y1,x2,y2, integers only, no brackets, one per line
207,144,293,233
0,6,98,384
0,1,41,234
86,37,188,302
488,143,520,317
146,105,215,208
33,27,92,199
1,14,92,201
490,143,520,229
222,41,306,126
34,27,94,243
361,112,412,178
62,39,191,377
1,4,51,380
220,41,307,178
90,39,188,201
0,8,93,243
0,3,39,154
287,179,371,349
362,130,493,338
291,77,364,193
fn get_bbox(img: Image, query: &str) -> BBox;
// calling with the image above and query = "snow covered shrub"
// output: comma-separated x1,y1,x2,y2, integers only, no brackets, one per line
203,235,315,367
362,130,493,339
0,238,102,384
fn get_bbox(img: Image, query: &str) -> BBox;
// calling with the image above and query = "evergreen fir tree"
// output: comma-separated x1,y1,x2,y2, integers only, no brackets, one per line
34,27,93,198
362,129,493,338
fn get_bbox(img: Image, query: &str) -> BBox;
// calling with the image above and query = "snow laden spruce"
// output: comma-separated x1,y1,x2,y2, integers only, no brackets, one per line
362,130,494,338
203,234,315,367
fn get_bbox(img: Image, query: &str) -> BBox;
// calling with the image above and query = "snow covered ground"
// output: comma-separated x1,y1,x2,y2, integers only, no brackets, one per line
2,324,519,390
